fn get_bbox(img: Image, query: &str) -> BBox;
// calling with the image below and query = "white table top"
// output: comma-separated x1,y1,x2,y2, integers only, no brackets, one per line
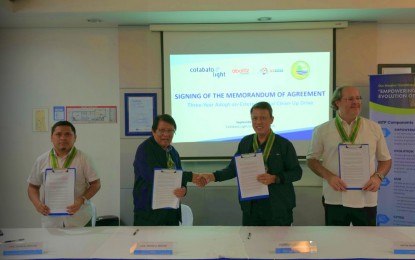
1,226,415,259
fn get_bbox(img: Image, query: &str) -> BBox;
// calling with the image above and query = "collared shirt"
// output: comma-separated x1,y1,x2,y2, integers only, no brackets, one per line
27,148,99,227
307,116,391,207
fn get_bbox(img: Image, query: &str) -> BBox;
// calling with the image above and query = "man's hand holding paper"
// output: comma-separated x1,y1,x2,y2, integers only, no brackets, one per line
338,144,370,190
235,152,269,200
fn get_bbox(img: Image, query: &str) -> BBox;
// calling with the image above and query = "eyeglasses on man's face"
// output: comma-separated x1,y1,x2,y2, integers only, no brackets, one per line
156,129,175,135
342,96,362,102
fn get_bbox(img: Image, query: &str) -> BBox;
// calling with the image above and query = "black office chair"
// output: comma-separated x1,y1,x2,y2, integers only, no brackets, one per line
89,201,120,226
96,215,120,226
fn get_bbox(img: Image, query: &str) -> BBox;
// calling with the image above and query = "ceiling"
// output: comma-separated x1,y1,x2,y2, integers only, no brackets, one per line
1,0,415,28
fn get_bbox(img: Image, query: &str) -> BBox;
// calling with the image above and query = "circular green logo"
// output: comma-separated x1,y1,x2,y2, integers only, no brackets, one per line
291,61,310,79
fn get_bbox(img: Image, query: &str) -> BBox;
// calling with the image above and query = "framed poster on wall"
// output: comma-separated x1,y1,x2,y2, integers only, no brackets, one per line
32,107,49,132
66,106,117,124
124,93,157,136
378,64,415,74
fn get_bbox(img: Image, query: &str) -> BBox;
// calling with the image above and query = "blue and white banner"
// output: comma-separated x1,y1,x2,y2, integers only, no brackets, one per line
369,73,415,226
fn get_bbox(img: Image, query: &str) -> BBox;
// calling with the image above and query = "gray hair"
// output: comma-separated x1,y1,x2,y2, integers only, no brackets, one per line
331,86,350,111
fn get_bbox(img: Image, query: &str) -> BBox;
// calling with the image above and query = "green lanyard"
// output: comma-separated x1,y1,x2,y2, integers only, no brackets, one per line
253,130,275,167
166,152,176,169
335,114,361,144
49,147,77,169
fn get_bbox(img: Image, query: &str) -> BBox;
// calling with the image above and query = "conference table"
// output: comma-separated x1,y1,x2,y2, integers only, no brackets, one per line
1,226,415,259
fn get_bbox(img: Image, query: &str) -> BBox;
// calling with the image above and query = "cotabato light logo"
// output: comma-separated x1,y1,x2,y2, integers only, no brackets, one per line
291,61,310,79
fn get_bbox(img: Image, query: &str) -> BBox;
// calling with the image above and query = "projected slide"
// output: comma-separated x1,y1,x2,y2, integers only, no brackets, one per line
169,52,331,146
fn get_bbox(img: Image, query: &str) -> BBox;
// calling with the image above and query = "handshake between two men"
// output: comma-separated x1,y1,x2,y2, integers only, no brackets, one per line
191,172,278,187
191,173,215,187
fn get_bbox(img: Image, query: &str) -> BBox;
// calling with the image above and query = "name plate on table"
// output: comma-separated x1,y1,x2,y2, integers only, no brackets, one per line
2,242,43,256
130,242,173,255
394,241,415,254
275,241,317,254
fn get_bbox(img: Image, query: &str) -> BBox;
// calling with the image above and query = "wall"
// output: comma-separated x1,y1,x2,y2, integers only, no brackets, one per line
117,26,320,226
117,26,324,226
118,22,415,226
1,22,414,228
336,22,415,112
336,22,378,87
118,26,163,225
0,28,120,228
377,24,415,64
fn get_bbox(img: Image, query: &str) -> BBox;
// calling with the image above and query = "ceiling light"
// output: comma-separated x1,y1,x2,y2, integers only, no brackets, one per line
257,17,272,22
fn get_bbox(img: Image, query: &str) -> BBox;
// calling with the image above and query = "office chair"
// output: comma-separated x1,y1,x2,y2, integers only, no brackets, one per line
180,204,193,226
88,201,120,226
89,201,97,227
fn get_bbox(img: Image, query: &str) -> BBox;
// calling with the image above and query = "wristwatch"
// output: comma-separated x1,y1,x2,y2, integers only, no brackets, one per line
375,172,384,181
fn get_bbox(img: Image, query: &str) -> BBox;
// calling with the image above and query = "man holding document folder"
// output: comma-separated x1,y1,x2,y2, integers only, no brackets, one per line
307,86,392,226
197,102,302,226
133,114,196,226
27,121,101,228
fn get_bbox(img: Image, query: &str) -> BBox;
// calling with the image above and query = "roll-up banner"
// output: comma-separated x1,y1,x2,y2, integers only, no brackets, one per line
369,73,415,226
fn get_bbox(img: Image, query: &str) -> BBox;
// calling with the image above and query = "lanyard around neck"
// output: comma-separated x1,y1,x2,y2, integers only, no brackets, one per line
166,151,176,169
335,114,361,144
253,131,275,165
49,147,77,169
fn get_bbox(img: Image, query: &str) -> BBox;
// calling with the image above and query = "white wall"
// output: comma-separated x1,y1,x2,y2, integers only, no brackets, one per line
118,22,415,226
117,26,322,226
336,22,415,113
1,22,414,228
0,28,120,228
377,24,415,63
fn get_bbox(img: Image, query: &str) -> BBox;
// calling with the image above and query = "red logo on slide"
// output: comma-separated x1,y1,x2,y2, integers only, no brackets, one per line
232,68,250,74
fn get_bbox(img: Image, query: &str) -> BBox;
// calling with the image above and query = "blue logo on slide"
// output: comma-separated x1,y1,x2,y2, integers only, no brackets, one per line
189,66,225,78
376,214,390,225
291,61,310,79
189,67,215,73
381,176,390,187
382,128,391,138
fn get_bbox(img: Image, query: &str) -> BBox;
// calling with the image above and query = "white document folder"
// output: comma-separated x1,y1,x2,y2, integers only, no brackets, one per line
44,168,75,215
235,152,269,201
152,168,182,209
338,144,370,190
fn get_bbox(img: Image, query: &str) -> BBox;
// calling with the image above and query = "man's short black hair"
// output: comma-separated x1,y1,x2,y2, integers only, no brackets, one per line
51,121,76,135
152,114,177,131
250,101,273,117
